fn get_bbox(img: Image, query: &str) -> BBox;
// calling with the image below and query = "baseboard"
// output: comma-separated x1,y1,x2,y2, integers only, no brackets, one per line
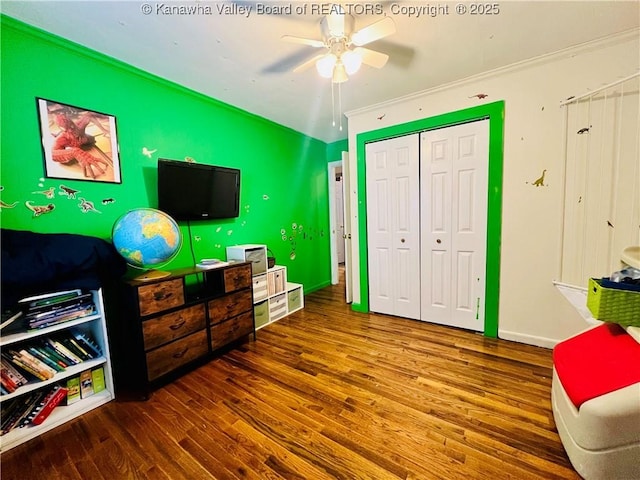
498,330,559,349
351,302,367,313
304,281,331,295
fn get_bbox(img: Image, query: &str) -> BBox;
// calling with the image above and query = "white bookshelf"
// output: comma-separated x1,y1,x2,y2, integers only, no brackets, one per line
0,289,114,452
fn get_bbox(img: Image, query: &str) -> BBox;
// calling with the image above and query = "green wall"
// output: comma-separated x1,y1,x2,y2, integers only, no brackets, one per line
0,15,333,293
326,139,348,162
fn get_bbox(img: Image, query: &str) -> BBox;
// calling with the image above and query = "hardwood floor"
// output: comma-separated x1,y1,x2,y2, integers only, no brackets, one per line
1,278,579,480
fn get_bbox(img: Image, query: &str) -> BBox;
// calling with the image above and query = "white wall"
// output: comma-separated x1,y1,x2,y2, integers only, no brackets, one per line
345,30,640,348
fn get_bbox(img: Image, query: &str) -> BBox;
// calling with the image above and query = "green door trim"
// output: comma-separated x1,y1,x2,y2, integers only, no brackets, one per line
352,101,505,338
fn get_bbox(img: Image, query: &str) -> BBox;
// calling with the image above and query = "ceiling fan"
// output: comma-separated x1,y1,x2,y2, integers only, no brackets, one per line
282,5,396,83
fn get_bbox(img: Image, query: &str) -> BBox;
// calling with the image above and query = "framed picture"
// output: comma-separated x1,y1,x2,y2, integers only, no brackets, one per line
36,98,122,183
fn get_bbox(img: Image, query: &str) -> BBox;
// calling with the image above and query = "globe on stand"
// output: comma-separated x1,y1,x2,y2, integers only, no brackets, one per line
112,208,182,282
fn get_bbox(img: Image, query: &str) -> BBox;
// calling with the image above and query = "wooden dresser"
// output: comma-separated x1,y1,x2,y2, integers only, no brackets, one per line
110,262,254,399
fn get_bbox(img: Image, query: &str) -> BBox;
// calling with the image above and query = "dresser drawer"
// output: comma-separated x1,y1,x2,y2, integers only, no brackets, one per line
252,274,268,302
224,265,252,293
208,290,253,324
142,304,206,351
210,311,254,350
146,329,208,381
138,279,184,316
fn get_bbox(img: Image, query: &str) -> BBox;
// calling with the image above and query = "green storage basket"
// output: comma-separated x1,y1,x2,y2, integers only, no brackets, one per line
587,278,640,327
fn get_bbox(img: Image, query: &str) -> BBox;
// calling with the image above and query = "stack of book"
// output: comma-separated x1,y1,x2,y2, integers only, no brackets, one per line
0,329,102,395
18,289,96,331
1,384,69,435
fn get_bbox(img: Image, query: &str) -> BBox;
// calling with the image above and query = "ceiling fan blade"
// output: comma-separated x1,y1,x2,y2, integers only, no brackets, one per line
261,48,326,74
352,17,396,46
354,47,389,69
369,39,416,68
293,53,327,73
281,35,325,48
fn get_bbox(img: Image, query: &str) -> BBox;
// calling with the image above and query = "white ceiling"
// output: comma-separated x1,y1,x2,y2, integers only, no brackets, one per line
3,1,639,143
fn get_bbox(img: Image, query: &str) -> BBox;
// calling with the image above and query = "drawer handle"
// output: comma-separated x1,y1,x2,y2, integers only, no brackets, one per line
173,347,188,358
169,319,186,330
154,291,173,301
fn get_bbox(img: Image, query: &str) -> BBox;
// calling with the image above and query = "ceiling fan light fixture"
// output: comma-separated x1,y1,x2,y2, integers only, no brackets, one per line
316,54,337,78
341,49,362,75
332,63,348,84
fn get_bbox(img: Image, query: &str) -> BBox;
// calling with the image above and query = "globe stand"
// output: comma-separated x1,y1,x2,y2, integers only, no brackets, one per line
133,269,172,282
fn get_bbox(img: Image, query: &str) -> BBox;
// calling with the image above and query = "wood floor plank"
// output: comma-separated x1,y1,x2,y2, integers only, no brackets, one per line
1,273,580,479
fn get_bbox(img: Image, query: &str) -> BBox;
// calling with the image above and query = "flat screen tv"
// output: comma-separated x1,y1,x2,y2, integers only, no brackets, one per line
157,158,240,221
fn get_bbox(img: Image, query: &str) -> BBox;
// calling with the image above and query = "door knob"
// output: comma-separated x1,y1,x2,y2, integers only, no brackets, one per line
436,239,442,244
401,238,406,243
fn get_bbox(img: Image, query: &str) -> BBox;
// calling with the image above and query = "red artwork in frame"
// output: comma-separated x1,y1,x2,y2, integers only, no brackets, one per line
37,98,122,184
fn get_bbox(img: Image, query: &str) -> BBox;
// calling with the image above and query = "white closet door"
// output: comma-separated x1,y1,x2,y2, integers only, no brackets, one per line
420,120,489,331
366,134,421,319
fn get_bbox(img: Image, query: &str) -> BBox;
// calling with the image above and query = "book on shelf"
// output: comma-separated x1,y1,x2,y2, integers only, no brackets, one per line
35,339,72,369
25,294,95,330
1,371,19,393
44,338,82,365
71,330,102,358
58,336,93,361
27,305,95,330
1,390,46,435
91,366,106,394
1,384,69,432
30,385,68,426
26,346,65,373
1,309,24,332
3,350,53,382
80,369,94,398
2,290,96,336
24,292,92,314
12,290,95,331
17,349,58,378
1,372,17,393
19,289,83,308
65,376,81,405
1,359,27,393
0,330,104,396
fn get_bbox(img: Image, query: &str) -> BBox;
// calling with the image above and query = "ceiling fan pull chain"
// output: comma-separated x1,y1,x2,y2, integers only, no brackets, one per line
339,81,343,131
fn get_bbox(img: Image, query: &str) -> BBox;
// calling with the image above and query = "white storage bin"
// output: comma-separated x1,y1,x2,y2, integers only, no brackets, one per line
252,274,268,302
254,300,269,329
226,244,267,276
287,283,304,313
267,266,286,296
268,293,287,321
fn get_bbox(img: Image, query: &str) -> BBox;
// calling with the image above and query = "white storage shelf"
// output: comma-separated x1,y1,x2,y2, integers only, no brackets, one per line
251,265,303,330
0,289,114,452
228,245,305,329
